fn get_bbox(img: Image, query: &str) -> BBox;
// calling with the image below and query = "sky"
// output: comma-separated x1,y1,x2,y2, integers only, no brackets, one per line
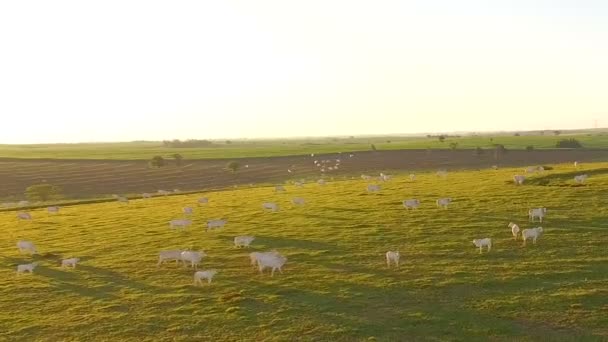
0,0,607,143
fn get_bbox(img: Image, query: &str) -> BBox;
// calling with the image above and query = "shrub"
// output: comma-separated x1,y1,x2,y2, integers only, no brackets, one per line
526,145,534,151
226,161,240,173
172,153,183,166
474,147,484,156
438,135,446,143
25,184,62,202
556,139,583,148
149,156,166,168
371,144,377,151
449,142,458,150
162,139,213,148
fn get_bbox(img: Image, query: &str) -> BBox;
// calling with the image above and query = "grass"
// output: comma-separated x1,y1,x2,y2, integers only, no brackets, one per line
1,163,607,340
1,132,608,160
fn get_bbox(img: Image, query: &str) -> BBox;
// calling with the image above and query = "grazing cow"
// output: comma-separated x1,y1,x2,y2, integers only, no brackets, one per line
409,174,416,181
17,240,37,254
17,212,32,220
379,173,391,182
317,179,326,185
472,238,492,254
436,170,448,178
61,258,80,268
234,235,255,248
207,219,227,231
262,202,279,212
183,207,194,215
194,270,218,285
169,219,192,229
294,181,303,187
403,199,420,210
436,198,452,209
513,175,526,185
173,189,181,193
508,222,520,240
117,196,129,204
142,193,153,199
528,208,547,222
249,251,280,268
198,197,209,204
291,197,306,206
18,200,30,206
158,190,170,196
386,251,400,267
492,165,499,170
367,184,381,193
257,253,287,277
275,185,286,192
181,251,207,269
157,250,185,267
17,262,38,274
522,227,543,246
47,206,60,213
361,174,371,181
574,161,579,168
574,174,588,184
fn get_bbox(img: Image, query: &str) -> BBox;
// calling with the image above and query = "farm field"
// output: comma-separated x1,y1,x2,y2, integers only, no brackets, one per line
1,149,607,202
1,163,607,341
1,131,607,160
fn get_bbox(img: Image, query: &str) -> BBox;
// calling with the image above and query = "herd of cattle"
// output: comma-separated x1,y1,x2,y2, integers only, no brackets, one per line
8,161,586,285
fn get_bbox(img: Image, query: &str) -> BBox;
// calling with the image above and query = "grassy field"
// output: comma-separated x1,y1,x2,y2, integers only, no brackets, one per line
1,163,607,340
1,131,607,160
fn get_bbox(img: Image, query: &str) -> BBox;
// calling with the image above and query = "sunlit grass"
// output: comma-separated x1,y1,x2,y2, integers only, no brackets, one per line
1,163,607,340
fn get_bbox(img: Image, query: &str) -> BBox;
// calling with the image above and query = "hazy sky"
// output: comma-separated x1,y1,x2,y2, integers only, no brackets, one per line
1,0,607,143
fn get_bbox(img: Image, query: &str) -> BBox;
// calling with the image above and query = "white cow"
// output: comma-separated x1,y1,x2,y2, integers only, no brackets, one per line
158,190,171,196
47,206,60,213
169,219,192,229
437,170,448,178
380,173,392,182
508,222,520,240
522,227,543,246
183,207,194,215
436,198,452,209
403,199,420,210
234,235,255,248
18,200,30,207
117,196,129,204
17,262,38,274
249,251,280,268
207,219,227,231
574,174,588,184
17,240,37,254
142,193,153,199
361,174,371,181
17,212,32,220
386,251,400,267
472,238,492,254
367,184,381,193
198,197,209,204
294,181,303,188
194,270,218,285
257,253,287,277
291,197,306,206
409,174,416,181
262,202,280,212
317,179,326,185
61,258,80,268
157,250,185,266
181,251,207,269
574,161,579,168
528,208,547,222
275,185,286,192
513,175,526,185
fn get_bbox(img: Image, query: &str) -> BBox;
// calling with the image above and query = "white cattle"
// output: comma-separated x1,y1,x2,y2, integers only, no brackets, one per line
294,181,303,187
17,262,38,274
169,219,192,229
181,251,207,269
249,251,280,268
262,202,280,212
257,253,287,277
386,251,400,267
198,197,209,204
173,189,181,193
528,208,547,222
472,238,492,254
275,185,286,192
117,196,129,204
17,240,37,254
574,174,588,184
142,193,153,199
522,227,543,246
47,206,60,213
207,219,227,231
158,190,170,196
492,165,499,170
361,174,371,181
234,235,255,248
157,250,185,266
513,175,526,185
317,179,326,185
379,173,392,182
436,170,448,178
194,270,218,285
61,257,80,268
367,184,381,193
291,197,306,206
409,174,416,181
508,222,520,240
436,198,452,209
17,212,32,220
574,161,579,168
403,199,420,210
111,194,119,199
183,207,194,215
18,200,30,206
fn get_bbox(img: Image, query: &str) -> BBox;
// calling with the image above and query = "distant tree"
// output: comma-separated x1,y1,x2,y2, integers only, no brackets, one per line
371,144,377,151
163,139,213,148
556,139,582,148
474,147,484,156
426,134,431,138
225,140,232,144
514,132,520,136
386,140,391,143
150,156,166,168
540,131,545,136
526,145,534,151
438,135,446,143
493,144,508,160
553,130,562,136
226,161,240,173
449,142,458,150
172,153,183,166
25,184,62,202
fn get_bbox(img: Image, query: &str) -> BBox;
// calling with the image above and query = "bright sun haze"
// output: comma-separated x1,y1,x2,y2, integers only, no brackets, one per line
0,0,606,143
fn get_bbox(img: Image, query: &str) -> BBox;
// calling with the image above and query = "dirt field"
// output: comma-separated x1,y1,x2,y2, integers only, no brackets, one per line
1,149,606,200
